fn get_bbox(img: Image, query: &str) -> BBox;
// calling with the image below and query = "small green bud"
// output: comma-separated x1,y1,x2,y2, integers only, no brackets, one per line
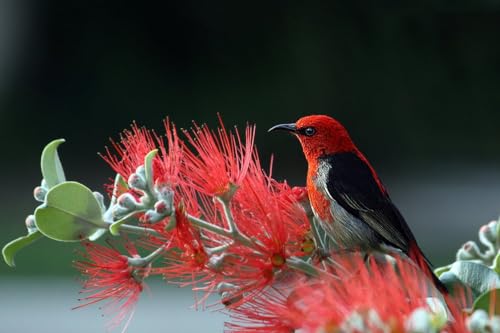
457,241,482,261
155,185,174,201
135,165,146,178
479,221,498,250
143,210,163,224
25,215,37,233
117,193,137,210
128,173,146,191
405,308,434,333
217,282,241,307
154,200,171,215
33,186,47,202
207,254,226,271
468,310,491,333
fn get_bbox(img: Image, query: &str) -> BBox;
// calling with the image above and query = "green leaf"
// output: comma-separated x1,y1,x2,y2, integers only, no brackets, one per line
41,139,66,188
144,149,158,191
494,252,500,275
449,261,500,297
109,212,137,236
473,288,500,315
2,231,43,267
110,174,129,206
35,181,106,242
434,264,452,277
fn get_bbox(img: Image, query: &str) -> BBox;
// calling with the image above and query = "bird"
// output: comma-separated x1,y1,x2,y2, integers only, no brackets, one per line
269,114,445,291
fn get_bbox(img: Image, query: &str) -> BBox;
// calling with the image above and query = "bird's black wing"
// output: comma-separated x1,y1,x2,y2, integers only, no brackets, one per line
320,152,416,253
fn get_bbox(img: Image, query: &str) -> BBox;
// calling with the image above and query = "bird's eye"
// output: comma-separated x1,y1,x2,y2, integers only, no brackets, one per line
303,127,316,136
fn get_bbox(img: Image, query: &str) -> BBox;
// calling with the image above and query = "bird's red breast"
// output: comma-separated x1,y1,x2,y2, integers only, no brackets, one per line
306,164,334,223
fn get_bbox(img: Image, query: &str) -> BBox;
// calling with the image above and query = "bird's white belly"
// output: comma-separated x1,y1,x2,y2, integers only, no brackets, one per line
312,198,380,251
312,160,381,250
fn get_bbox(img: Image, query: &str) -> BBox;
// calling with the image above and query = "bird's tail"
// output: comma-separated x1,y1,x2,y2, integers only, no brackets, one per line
408,243,449,295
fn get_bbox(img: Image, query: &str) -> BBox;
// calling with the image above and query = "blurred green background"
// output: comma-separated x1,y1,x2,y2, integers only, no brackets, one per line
1,1,500,332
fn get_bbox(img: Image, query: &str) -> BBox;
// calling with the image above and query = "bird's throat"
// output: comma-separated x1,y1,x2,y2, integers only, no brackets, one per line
306,170,333,223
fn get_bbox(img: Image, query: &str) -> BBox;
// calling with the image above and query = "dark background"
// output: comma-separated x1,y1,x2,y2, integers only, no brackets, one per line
2,1,500,277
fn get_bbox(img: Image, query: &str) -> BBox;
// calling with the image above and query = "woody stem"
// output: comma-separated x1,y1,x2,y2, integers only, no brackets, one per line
217,197,258,249
128,244,168,267
287,256,340,280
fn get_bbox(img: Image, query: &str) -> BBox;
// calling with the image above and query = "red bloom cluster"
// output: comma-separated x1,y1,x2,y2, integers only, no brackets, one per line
74,241,148,331
84,116,311,327
226,254,468,333
102,123,157,182
76,115,469,333
182,115,256,197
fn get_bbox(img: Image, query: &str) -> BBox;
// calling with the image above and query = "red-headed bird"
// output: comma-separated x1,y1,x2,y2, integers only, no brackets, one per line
269,115,445,290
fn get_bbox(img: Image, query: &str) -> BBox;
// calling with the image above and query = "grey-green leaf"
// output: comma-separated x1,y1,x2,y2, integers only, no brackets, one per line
2,231,43,267
473,288,500,315
35,181,106,242
450,261,500,297
494,252,500,275
109,211,138,236
434,264,452,277
144,149,158,191
41,139,66,188
110,173,129,206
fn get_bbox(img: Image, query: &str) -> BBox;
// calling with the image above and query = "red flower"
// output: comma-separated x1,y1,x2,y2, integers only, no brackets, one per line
74,242,149,331
102,122,157,182
190,159,311,308
156,207,211,283
153,119,184,186
102,119,184,190
226,254,467,333
182,115,256,197
231,163,311,259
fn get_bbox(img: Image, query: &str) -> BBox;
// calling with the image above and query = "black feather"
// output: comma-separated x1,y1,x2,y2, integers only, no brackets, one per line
320,152,416,254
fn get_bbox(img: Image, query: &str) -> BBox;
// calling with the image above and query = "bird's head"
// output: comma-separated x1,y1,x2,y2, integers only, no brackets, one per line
269,115,355,161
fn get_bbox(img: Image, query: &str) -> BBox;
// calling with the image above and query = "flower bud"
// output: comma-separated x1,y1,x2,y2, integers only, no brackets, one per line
405,308,434,333
207,254,226,271
155,184,174,201
468,310,491,333
128,173,146,191
479,221,498,250
220,292,242,307
117,193,137,210
135,165,146,178
457,241,481,261
25,215,37,233
143,210,163,224
33,186,47,202
154,200,170,215
340,311,367,332
217,282,237,293
217,282,241,307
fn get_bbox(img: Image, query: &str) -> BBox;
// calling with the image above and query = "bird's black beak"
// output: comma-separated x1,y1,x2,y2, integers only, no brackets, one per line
268,123,297,133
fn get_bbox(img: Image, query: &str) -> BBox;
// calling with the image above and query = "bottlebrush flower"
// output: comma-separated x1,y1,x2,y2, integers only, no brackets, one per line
102,119,184,191
181,115,256,197
190,160,311,307
102,122,157,182
231,163,311,260
155,206,212,284
226,254,468,333
73,241,149,331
